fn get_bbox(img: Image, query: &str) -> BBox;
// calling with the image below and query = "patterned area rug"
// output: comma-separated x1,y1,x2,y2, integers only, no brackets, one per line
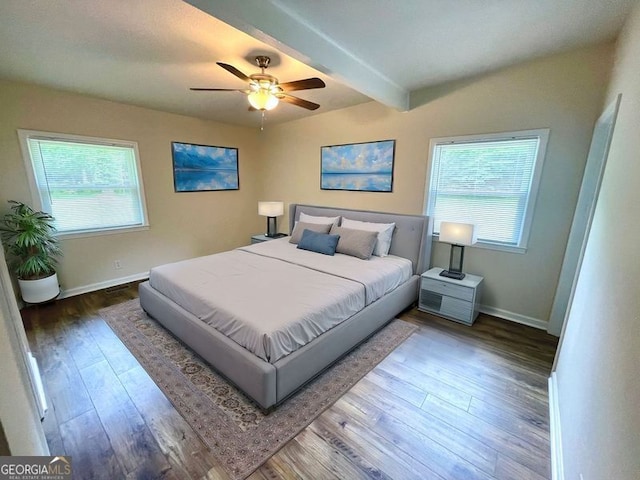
99,299,416,480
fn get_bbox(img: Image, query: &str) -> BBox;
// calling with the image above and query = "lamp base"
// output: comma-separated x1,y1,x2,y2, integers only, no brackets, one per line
439,270,466,280
266,216,278,237
265,232,287,239
442,244,467,280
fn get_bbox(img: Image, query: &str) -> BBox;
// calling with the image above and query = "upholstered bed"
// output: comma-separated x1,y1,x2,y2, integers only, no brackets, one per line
139,204,432,409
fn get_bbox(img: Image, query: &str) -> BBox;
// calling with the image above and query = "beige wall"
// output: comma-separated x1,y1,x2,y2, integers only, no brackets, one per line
0,80,264,293
553,3,640,479
260,44,613,325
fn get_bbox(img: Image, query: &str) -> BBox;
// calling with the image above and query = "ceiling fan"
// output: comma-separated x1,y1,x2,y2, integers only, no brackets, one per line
190,56,326,112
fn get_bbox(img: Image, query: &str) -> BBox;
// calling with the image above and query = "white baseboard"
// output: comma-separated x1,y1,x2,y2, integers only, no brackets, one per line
548,372,564,480
479,304,548,330
59,271,149,299
27,352,47,420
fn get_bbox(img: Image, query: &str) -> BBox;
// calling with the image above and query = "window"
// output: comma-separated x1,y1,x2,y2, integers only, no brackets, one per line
425,129,549,253
18,130,149,237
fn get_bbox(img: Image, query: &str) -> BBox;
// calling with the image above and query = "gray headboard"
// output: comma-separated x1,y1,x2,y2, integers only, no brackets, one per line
289,204,433,275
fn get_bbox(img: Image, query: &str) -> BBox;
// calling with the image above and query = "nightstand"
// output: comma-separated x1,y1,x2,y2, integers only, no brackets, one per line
250,233,286,244
418,267,484,326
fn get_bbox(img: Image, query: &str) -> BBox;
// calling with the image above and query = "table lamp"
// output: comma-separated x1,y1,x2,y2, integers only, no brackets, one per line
258,201,284,237
438,221,477,280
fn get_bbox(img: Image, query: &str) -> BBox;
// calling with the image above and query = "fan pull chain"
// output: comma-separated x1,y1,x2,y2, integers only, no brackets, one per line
261,111,265,131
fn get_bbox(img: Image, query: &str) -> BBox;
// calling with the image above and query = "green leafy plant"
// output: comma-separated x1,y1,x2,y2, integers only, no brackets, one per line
0,200,62,280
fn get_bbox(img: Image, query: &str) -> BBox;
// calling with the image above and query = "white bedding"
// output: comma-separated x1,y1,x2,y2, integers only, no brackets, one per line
237,239,412,304
149,238,413,363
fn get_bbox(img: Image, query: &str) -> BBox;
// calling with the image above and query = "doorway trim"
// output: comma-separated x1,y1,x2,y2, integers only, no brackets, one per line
548,94,621,337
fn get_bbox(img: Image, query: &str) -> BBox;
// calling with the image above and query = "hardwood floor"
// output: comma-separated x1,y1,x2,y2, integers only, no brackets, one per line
22,284,558,479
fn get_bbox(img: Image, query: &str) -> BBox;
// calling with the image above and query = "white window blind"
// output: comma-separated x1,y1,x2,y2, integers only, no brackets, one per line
19,130,148,236
426,130,548,251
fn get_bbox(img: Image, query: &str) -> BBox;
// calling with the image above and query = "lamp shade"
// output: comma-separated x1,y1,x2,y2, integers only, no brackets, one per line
258,201,284,217
248,89,279,111
439,222,477,246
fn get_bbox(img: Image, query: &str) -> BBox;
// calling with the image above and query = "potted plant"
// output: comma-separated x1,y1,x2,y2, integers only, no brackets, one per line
0,200,62,303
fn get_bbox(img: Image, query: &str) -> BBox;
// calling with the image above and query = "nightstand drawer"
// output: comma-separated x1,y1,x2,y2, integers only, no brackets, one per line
419,292,474,324
421,277,474,302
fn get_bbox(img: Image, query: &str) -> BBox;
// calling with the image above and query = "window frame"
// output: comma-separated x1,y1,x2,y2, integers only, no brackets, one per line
18,129,150,239
424,128,549,254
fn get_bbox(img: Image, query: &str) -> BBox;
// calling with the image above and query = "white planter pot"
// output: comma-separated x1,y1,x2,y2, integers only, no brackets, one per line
18,273,60,304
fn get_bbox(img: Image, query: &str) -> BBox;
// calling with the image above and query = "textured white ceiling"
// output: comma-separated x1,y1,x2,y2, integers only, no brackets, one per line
0,0,369,128
0,0,634,128
271,0,633,90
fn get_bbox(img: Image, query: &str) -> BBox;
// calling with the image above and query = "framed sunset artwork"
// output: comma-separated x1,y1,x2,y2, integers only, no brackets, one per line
320,140,395,192
172,142,239,192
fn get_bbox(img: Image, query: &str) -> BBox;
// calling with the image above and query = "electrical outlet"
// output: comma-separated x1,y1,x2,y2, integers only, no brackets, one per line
114,260,122,269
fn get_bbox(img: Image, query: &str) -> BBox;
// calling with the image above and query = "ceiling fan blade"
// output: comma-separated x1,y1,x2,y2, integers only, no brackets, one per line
189,88,246,92
216,62,250,82
279,94,320,110
278,77,326,92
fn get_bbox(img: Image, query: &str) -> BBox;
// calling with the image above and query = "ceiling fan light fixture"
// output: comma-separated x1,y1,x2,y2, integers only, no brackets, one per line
193,56,324,115
248,88,279,111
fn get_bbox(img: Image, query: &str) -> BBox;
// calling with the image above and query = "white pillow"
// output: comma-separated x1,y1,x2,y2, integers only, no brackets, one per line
299,212,340,228
341,218,395,257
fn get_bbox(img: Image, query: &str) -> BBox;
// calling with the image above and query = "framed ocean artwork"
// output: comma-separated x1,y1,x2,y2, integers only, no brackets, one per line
172,142,239,192
320,140,395,192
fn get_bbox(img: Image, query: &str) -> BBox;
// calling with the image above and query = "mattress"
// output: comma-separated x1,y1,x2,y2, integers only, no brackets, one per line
148,238,413,363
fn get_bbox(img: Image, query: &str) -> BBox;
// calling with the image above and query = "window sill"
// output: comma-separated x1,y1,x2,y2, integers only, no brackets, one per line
433,234,527,254
56,225,150,240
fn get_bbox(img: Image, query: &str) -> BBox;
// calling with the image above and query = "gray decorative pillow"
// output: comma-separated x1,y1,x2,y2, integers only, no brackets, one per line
341,218,396,257
330,225,378,260
289,221,332,244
